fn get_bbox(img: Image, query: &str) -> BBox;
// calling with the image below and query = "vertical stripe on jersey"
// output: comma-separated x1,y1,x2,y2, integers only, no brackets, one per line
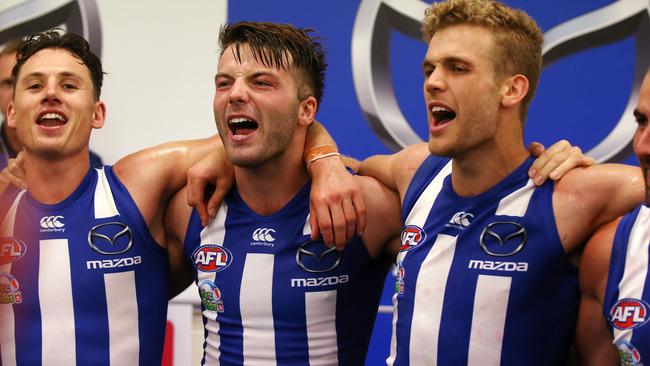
495,179,535,217
467,275,512,365
305,290,338,365
303,214,311,236
105,271,139,365
39,239,76,365
199,201,228,365
388,161,452,365
240,253,276,365
409,234,458,364
94,168,119,219
613,206,650,343
0,191,24,366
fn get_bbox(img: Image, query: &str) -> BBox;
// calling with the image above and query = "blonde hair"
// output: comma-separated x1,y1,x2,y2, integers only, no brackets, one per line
422,0,543,120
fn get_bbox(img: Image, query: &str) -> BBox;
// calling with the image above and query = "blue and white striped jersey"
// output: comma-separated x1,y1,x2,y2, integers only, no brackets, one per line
604,204,650,365
388,156,579,366
0,167,169,366
184,183,387,365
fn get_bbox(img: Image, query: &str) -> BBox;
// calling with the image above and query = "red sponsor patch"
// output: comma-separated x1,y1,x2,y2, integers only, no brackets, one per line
610,298,649,330
400,225,426,251
0,237,27,264
192,245,233,272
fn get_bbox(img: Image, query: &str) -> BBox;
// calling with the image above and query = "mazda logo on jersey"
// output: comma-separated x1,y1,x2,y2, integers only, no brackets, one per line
479,222,527,257
192,245,233,273
0,237,26,264
87,222,133,255
296,240,341,273
610,298,650,330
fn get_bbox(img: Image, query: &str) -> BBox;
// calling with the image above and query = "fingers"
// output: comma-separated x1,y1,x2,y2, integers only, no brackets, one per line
206,175,233,220
351,191,367,236
186,178,210,226
528,140,570,185
527,141,545,158
311,196,334,246
309,203,321,241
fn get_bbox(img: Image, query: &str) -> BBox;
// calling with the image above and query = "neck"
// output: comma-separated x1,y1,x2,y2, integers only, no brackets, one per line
24,150,91,204
1,122,21,155
450,119,529,197
234,154,309,216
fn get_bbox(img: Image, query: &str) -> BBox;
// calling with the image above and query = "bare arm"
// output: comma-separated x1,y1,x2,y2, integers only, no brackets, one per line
355,175,402,264
554,164,643,253
575,219,620,365
164,186,195,298
114,135,220,245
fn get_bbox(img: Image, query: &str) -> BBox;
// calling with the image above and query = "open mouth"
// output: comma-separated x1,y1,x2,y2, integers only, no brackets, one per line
431,106,456,126
228,117,258,136
37,112,67,127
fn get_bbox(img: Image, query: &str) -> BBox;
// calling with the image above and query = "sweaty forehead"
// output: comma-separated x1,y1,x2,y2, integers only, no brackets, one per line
19,48,89,78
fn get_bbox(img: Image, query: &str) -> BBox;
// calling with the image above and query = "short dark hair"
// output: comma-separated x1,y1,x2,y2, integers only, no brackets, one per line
12,30,104,100
219,21,327,106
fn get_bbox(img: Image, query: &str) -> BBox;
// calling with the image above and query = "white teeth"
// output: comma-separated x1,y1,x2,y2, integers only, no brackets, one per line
41,113,64,121
431,106,450,113
229,117,249,124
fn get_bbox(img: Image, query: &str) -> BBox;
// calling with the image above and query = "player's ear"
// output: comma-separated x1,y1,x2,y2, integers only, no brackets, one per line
91,100,106,129
298,95,317,127
500,74,529,109
7,102,16,128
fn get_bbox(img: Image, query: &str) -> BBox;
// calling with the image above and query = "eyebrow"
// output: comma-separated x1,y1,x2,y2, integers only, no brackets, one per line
634,109,647,119
21,71,83,81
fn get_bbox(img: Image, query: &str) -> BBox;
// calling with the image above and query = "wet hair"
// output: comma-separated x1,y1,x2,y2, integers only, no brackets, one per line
422,0,543,120
12,29,104,100
219,21,327,106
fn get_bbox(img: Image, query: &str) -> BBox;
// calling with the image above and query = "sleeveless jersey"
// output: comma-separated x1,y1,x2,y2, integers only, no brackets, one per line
603,204,650,365
184,183,387,365
387,156,579,366
0,167,169,366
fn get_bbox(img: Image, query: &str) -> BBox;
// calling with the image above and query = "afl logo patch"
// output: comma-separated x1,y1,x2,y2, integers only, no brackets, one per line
0,237,26,264
400,225,426,251
610,298,650,330
192,245,233,272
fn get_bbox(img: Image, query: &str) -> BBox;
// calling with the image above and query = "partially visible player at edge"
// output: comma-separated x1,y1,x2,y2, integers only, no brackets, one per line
575,68,650,365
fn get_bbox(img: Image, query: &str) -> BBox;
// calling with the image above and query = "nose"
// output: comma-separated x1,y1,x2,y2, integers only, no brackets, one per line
424,68,447,95
42,79,60,104
228,78,249,105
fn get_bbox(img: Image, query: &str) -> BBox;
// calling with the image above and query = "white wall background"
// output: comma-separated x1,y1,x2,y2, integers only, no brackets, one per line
91,1,227,164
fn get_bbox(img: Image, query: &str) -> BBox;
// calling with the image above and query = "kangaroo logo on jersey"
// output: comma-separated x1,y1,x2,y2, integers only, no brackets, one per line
198,280,225,313
446,212,474,230
0,237,26,264
400,225,426,251
88,222,133,255
296,240,341,273
479,221,527,257
0,272,23,305
193,245,233,272
40,215,65,233
610,298,650,330
615,339,642,366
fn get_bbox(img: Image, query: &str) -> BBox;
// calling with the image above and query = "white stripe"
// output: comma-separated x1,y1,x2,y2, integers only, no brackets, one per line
409,234,457,365
467,275,512,366
385,292,399,366
305,290,338,365
0,191,24,366
39,239,76,365
240,253,276,365
613,206,650,343
0,191,25,235
495,179,535,217
94,168,119,219
303,214,311,236
105,271,139,365
199,201,228,365
404,161,452,226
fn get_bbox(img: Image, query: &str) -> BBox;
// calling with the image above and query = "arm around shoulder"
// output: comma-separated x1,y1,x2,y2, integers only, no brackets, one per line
165,186,195,298
575,218,620,365
357,143,430,198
